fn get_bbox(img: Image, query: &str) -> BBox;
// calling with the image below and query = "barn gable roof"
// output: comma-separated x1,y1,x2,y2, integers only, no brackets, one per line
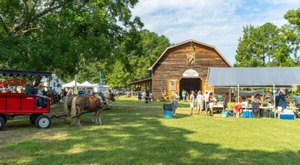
148,39,232,70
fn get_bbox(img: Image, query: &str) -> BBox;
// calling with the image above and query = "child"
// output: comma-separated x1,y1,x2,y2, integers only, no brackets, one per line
208,92,214,116
234,103,242,118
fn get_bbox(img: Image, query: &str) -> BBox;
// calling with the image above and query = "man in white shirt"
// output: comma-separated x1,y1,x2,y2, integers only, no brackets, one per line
196,91,204,115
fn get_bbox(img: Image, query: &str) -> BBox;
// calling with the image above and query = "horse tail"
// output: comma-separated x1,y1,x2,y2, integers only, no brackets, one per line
70,96,78,119
64,96,69,115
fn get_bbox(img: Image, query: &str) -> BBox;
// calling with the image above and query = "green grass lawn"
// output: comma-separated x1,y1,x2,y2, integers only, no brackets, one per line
1,96,300,165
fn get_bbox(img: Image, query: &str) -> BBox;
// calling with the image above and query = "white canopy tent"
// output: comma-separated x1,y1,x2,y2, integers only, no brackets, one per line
62,80,82,88
208,67,300,104
78,81,97,88
208,67,300,87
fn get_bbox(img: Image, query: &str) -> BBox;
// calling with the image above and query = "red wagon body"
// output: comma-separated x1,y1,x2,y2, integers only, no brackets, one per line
0,69,53,130
0,93,52,130
0,93,50,114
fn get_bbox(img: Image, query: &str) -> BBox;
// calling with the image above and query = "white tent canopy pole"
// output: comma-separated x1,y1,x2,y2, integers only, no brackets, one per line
237,84,240,103
273,83,276,113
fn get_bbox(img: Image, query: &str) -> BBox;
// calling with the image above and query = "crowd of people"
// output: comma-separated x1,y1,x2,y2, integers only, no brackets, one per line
167,88,300,118
0,82,63,105
137,91,153,103
176,90,218,116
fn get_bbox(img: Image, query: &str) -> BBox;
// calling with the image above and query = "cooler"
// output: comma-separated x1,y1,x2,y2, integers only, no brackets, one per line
280,113,294,120
163,104,173,118
243,110,252,118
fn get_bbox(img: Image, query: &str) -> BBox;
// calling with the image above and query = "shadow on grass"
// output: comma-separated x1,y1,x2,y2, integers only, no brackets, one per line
1,105,300,165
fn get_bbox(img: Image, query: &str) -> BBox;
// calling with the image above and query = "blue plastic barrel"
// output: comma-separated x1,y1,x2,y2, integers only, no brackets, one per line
163,104,173,118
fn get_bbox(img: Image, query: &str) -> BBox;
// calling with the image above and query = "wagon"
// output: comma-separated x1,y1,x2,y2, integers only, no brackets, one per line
0,69,52,130
0,93,51,129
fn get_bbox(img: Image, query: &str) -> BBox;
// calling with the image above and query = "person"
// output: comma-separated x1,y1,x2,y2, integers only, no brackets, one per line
66,88,73,96
145,91,150,103
25,82,34,94
48,87,54,103
61,88,67,102
223,93,229,111
189,90,195,115
137,91,142,103
204,91,209,114
276,90,287,109
181,89,187,101
172,91,179,116
241,98,248,109
252,94,261,118
36,86,45,108
234,103,242,118
196,91,204,115
208,92,214,116
109,90,115,102
149,92,153,103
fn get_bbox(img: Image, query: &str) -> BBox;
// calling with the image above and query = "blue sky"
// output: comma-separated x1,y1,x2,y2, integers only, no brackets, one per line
132,0,300,65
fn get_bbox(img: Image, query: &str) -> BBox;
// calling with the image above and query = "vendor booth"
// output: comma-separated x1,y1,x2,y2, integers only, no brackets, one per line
78,81,96,88
208,67,300,119
61,80,82,88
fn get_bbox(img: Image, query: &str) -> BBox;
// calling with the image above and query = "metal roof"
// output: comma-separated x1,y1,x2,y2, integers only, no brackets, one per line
0,69,52,78
208,67,300,87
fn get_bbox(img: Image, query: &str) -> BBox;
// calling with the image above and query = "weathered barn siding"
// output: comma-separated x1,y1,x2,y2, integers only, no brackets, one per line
150,40,230,100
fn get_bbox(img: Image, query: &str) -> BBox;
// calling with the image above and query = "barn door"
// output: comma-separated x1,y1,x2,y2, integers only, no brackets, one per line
167,78,179,96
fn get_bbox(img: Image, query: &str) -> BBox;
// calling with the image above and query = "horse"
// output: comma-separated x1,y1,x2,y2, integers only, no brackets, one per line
63,95,76,122
70,95,105,126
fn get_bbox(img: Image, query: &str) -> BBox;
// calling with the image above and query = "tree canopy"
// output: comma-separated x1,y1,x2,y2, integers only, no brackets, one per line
0,0,142,76
235,8,300,67
0,0,170,87
76,29,170,88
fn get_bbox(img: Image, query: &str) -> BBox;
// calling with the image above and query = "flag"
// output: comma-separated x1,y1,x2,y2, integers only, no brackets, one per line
99,71,103,92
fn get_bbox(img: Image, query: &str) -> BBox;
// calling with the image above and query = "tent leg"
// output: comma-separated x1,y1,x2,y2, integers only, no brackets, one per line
273,84,276,118
237,85,240,103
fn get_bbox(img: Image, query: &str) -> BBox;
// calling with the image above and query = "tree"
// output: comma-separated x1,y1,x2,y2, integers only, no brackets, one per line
283,8,300,64
0,0,142,78
76,29,170,88
235,8,300,67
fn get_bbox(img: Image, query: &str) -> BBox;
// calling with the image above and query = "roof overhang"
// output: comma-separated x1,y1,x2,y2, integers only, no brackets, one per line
0,69,52,78
129,77,152,85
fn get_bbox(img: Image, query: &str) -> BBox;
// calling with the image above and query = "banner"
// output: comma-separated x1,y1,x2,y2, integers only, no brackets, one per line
99,71,103,92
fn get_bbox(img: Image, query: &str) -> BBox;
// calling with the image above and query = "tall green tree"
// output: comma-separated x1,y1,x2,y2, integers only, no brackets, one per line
76,29,170,88
235,8,300,67
235,23,290,66
0,0,142,78
283,8,300,64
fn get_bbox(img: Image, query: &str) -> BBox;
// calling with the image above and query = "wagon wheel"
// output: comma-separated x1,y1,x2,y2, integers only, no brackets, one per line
29,115,39,125
35,115,51,129
1,115,7,124
0,116,5,130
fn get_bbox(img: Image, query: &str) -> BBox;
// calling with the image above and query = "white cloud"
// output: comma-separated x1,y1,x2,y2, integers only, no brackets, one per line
132,0,299,64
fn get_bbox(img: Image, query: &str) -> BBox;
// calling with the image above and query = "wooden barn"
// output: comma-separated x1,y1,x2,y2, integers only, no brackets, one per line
130,39,231,100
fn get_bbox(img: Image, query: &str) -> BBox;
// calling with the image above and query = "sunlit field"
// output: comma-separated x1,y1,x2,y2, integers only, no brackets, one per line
1,96,300,165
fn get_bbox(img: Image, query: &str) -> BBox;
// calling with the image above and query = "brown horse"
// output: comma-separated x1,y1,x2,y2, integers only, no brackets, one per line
64,95,76,122
70,95,104,126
